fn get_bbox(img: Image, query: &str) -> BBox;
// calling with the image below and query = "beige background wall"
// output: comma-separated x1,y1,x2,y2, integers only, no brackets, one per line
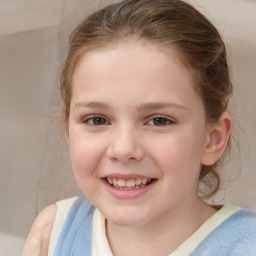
0,0,255,254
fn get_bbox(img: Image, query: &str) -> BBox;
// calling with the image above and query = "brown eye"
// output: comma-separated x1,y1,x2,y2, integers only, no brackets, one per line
93,117,106,125
153,117,168,126
148,116,174,126
85,116,109,125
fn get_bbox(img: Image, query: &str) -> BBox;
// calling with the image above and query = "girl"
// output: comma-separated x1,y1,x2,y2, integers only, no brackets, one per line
22,0,256,255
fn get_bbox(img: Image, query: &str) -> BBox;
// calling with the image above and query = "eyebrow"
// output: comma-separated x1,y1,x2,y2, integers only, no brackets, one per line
73,101,112,110
137,102,189,112
73,101,189,112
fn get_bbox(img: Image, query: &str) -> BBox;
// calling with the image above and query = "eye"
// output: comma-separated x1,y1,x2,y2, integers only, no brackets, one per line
83,116,110,125
147,116,175,126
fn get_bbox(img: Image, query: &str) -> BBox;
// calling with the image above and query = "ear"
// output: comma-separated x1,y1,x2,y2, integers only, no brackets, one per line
201,112,232,166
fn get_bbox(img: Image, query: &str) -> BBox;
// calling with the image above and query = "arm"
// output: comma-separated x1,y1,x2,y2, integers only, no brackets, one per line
22,204,57,256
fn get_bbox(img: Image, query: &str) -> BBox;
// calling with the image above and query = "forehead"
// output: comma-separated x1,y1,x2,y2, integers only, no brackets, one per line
73,41,194,87
70,42,202,112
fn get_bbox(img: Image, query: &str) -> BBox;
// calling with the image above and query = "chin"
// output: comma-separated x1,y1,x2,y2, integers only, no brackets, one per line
102,207,150,227
108,216,146,227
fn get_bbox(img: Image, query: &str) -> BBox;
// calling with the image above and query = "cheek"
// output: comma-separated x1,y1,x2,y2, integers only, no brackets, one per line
69,132,105,176
69,133,107,198
149,130,205,178
152,136,203,201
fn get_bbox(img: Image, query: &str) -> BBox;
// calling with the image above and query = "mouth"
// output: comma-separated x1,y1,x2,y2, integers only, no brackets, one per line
105,177,155,190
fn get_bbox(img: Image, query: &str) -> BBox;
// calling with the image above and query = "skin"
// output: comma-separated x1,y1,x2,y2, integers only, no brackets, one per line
22,204,56,256
22,42,231,255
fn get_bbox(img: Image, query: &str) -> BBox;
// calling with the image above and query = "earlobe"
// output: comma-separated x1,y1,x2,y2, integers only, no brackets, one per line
201,112,232,166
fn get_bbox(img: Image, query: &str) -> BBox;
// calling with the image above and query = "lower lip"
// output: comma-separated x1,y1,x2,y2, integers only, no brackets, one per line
102,179,157,200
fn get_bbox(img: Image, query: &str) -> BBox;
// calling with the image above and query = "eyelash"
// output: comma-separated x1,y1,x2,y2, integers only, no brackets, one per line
82,115,110,126
82,115,175,127
146,115,176,126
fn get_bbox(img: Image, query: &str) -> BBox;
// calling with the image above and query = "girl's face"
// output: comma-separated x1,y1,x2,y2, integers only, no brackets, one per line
68,43,211,227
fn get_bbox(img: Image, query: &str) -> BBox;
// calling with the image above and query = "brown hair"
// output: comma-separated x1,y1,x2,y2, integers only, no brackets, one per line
60,0,233,198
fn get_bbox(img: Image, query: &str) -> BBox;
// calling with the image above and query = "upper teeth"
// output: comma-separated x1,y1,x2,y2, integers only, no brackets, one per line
107,177,150,187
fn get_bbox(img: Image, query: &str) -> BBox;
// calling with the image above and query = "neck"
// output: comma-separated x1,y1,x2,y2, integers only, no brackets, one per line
106,198,216,256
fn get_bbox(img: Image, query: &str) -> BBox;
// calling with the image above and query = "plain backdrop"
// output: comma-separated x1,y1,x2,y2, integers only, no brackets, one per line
0,0,256,254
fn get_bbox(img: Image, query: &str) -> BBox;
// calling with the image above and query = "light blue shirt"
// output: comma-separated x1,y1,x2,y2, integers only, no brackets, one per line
54,196,256,255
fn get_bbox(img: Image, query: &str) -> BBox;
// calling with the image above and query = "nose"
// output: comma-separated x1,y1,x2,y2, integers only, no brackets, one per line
106,125,145,163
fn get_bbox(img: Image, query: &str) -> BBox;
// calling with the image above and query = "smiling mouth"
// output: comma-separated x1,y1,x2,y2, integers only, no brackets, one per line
105,177,154,190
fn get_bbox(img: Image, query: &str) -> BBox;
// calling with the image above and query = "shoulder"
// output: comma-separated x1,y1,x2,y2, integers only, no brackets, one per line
235,208,256,235
238,208,256,218
218,208,256,254
229,209,256,255
192,207,256,255
220,208,256,236
231,208,256,227
22,204,57,256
